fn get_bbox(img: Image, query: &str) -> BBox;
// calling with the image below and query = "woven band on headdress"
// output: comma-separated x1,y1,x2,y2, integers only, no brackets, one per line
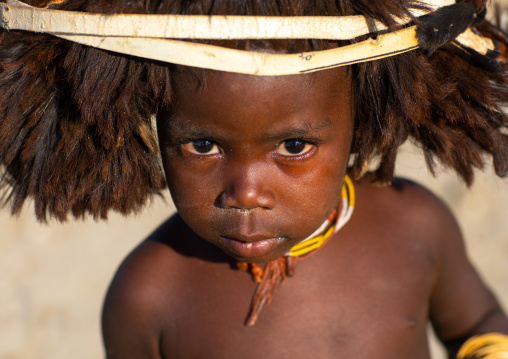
0,0,495,75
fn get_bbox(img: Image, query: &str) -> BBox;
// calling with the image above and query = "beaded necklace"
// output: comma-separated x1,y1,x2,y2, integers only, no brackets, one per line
238,175,355,326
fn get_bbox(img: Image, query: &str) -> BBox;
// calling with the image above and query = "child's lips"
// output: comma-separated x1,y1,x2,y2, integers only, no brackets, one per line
219,235,286,259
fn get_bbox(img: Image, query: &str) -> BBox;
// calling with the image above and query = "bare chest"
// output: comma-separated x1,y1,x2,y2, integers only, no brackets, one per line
160,234,436,359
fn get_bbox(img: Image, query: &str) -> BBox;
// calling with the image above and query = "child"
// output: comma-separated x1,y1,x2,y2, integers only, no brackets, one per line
1,0,508,358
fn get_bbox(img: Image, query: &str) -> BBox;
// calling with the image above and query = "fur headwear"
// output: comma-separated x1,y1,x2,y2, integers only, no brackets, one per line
1,0,508,221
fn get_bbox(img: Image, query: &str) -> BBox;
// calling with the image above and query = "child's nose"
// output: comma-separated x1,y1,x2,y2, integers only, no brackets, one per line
217,162,276,211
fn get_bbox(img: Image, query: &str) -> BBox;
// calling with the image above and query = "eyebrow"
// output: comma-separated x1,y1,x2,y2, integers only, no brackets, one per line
264,117,334,141
169,130,228,147
166,116,334,142
170,128,215,139
166,117,214,139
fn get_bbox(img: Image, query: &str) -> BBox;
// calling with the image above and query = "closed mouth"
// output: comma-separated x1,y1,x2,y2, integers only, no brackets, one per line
219,235,286,259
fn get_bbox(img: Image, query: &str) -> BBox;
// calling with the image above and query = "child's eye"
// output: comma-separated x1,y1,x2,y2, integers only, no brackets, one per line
276,139,314,157
181,140,220,155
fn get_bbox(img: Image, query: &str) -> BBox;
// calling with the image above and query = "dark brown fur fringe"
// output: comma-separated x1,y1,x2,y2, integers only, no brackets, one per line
1,0,508,221
0,1,168,221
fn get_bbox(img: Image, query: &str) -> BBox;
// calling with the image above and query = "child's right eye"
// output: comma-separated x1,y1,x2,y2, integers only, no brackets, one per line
181,140,220,156
275,139,315,157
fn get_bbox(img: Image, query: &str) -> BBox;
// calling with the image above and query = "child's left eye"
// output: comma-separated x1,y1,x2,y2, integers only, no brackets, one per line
181,140,220,156
275,139,314,157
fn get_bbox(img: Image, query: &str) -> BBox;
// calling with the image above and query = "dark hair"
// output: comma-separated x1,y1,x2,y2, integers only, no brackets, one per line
1,0,507,221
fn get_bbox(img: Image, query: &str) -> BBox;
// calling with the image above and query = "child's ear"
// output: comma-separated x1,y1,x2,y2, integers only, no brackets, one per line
0,32,167,222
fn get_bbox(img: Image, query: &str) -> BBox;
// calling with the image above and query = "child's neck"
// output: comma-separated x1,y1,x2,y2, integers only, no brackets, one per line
238,175,355,326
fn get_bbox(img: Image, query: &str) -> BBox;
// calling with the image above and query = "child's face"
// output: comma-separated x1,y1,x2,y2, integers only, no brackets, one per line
158,68,354,263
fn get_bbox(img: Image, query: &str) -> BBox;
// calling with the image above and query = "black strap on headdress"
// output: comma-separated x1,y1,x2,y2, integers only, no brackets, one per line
416,2,504,72
417,3,477,54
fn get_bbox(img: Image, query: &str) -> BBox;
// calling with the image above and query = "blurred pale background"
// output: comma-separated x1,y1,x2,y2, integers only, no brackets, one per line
2,2,508,358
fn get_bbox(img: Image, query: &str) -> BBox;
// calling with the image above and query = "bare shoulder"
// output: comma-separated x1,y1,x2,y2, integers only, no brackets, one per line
101,215,182,358
353,176,461,253
101,214,231,358
344,176,462,301
356,175,471,273
353,176,508,352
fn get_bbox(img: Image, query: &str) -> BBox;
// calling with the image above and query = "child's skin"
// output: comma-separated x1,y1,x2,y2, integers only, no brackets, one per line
102,67,508,358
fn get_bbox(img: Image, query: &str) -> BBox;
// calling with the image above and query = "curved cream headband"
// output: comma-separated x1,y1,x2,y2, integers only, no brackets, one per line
0,0,495,75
